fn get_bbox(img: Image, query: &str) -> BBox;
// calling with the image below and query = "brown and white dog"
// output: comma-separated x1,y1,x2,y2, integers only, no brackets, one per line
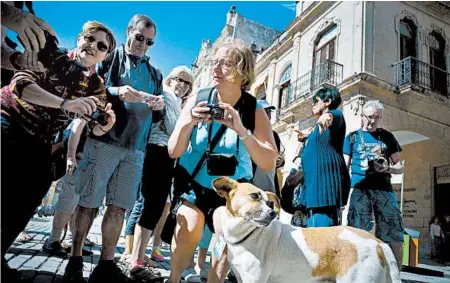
212,177,401,283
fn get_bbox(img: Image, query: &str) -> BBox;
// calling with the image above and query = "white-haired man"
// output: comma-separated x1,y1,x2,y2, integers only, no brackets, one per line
343,100,405,269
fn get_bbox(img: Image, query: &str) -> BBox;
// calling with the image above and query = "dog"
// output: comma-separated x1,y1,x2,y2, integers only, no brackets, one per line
212,176,401,283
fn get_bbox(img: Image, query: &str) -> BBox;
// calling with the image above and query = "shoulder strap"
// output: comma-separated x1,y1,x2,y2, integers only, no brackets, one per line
190,124,227,180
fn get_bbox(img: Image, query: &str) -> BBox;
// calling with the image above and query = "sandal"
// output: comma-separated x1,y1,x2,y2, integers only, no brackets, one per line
84,237,97,247
16,232,32,243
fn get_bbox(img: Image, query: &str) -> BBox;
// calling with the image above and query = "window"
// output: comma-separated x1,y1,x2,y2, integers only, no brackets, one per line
313,25,337,88
278,64,292,109
429,31,447,94
399,19,417,60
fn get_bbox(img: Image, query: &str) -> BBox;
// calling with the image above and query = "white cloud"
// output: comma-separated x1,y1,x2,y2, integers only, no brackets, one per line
281,3,296,12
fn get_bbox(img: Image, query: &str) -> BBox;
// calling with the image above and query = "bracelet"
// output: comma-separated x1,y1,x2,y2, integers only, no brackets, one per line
60,99,69,110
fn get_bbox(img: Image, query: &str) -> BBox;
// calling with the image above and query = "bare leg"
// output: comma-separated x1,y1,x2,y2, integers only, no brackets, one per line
130,225,152,261
207,207,229,283
168,202,205,283
49,211,72,242
196,247,208,270
153,202,171,248
101,205,126,260
124,235,134,255
71,206,97,257
389,241,403,270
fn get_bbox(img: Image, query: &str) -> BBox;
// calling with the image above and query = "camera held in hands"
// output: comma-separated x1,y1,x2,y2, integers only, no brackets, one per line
206,88,225,120
88,106,109,127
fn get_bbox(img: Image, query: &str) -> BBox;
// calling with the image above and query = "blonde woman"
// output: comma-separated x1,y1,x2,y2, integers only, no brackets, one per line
124,66,194,282
167,40,277,283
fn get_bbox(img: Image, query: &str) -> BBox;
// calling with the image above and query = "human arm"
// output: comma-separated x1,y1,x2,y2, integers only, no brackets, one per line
1,2,55,52
66,118,86,174
168,95,211,158
217,103,277,171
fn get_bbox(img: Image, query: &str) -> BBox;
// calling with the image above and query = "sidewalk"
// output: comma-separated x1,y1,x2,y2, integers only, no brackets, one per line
6,215,450,283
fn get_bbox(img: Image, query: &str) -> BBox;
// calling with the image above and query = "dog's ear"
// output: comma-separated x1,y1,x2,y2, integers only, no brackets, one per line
266,192,281,215
212,177,239,198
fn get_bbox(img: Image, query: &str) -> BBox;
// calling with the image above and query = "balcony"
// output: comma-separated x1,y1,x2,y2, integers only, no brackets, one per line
277,59,343,121
393,56,450,97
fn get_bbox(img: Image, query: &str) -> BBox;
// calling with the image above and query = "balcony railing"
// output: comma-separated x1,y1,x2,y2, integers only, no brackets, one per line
393,56,450,97
277,60,343,119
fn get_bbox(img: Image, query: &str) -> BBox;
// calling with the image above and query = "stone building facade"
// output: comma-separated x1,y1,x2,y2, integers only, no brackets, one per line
252,1,450,253
191,6,281,90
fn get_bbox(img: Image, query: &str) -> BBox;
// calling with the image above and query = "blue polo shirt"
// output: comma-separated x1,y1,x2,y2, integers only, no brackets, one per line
93,47,158,152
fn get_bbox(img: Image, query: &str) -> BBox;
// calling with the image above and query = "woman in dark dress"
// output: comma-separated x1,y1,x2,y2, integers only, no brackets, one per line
299,87,350,227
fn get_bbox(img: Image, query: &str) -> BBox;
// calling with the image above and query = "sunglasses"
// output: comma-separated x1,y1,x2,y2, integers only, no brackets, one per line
135,34,154,46
84,34,109,53
172,77,192,86
209,59,236,69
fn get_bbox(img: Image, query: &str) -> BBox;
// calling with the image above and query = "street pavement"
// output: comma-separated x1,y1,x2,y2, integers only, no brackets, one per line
6,215,450,283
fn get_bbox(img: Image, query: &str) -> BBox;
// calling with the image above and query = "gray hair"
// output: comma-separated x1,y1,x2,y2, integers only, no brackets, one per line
363,100,384,114
164,66,194,97
127,14,157,35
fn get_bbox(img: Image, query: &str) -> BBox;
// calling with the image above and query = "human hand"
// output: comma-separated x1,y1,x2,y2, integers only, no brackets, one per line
13,51,45,72
188,101,212,126
142,93,165,110
317,112,333,134
62,96,100,116
2,3,56,52
373,157,389,173
66,155,77,175
118,85,143,102
98,103,116,132
215,102,246,136
295,130,308,142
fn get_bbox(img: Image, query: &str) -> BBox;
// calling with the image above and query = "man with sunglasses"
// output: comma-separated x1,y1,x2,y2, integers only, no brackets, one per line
63,14,164,283
343,100,405,270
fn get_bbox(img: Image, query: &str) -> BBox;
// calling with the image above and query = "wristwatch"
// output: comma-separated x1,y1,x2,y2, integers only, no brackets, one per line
239,128,252,141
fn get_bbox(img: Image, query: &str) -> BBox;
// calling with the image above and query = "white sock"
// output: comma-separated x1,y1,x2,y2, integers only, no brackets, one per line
49,227,64,243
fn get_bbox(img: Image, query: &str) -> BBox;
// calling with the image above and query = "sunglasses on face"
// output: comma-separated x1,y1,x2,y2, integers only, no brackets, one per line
134,34,154,46
83,34,109,53
172,77,191,86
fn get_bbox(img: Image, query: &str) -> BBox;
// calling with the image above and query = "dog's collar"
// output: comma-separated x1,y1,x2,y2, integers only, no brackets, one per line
225,227,258,245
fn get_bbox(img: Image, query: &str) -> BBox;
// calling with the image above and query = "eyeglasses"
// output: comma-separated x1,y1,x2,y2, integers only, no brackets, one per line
209,59,236,69
84,34,109,52
362,113,382,121
172,77,192,86
134,34,154,46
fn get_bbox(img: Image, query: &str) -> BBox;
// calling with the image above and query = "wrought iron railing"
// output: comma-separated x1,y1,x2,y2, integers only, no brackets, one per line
393,56,450,97
277,60,343,119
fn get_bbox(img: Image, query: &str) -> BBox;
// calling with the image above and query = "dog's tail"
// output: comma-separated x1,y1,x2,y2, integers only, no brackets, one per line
380,243,402,283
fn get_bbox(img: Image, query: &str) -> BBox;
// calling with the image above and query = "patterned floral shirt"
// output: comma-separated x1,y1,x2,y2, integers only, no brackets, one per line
1,50,106,144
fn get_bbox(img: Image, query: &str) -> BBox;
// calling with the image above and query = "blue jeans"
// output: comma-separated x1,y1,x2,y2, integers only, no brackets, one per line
306,206,338,227
125,192,144,236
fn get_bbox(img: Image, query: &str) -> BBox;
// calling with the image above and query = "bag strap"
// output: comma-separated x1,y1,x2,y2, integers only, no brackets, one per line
191,124,228,180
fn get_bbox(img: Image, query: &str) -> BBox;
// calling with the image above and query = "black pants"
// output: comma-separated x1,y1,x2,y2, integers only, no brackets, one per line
1,120,53,259
138,144,175,231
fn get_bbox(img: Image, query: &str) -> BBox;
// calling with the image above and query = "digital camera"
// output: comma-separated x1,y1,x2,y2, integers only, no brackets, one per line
88,107,109,127
207,88,224,120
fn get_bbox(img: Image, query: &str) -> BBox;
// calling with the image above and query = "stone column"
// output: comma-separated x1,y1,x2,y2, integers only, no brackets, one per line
272,85,282,123
290,32,302,83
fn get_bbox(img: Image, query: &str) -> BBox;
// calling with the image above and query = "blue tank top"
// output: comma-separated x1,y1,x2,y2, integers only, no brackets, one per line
179,121,254,190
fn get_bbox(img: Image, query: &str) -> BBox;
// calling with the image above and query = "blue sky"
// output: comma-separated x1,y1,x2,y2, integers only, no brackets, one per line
13,1,296,76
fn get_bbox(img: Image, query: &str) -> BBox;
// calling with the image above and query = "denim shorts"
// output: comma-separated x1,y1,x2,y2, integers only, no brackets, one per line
348,187,404,243
75,138,145,210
